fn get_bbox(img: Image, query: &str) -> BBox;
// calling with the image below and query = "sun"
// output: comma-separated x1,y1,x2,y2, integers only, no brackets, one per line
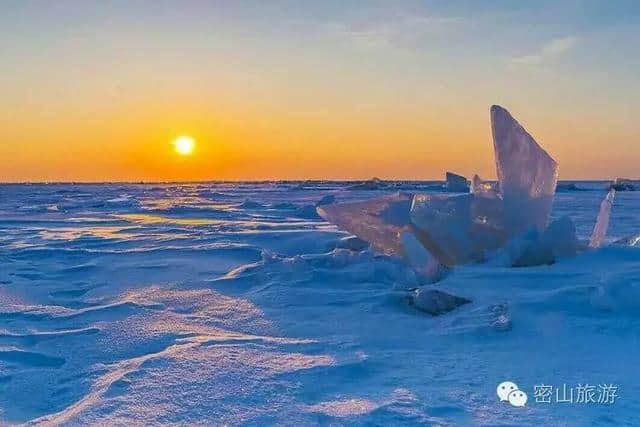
173,136,195,155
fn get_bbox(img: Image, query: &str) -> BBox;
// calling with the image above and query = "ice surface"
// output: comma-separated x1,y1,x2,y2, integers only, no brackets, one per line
445,172,470,192
316,193,412,256
590,189,616,248
491,105,558,236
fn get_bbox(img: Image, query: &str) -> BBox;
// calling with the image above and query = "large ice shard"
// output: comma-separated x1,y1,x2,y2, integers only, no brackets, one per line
589,189,616,248
491,105,558,236
316,193,412,256
445,172,470,193
318,105,568,277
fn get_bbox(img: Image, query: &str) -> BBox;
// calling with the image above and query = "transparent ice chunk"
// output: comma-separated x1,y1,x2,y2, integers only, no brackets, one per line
319,105,566,272
491,105,558,236
589,189,615,248
316,193,412,256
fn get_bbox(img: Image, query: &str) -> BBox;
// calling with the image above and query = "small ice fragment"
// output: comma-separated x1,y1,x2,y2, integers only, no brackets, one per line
411,287,471,315
589,189,616,248
491,105,558,236
613,235,640,246
445,172,470,193
492,314,512,331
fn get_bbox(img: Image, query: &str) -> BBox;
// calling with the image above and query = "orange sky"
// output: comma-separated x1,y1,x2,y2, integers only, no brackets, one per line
1,2,639,182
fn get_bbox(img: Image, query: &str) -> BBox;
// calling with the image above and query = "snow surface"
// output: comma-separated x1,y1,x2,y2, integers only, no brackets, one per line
0,181,639,425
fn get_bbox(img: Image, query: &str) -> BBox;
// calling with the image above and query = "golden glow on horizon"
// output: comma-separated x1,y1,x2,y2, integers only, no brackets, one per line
173,136,195,156
2,3,640,183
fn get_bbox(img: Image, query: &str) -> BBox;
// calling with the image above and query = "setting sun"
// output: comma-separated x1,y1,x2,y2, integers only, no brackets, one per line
173,136,195,155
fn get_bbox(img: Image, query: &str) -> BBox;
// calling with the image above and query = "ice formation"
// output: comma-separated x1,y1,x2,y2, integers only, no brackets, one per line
318,105,613,283
471,174,498,197
410,193,487,265
590,189,616,248
497,216,580,267
445,172,470,192
316,193,411,256
490,105,558,235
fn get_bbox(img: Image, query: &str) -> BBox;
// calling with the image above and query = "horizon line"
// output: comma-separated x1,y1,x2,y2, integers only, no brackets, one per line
0,178,624,185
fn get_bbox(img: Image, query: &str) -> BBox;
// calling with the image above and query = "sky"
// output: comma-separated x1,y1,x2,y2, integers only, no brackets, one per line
1,0,639,181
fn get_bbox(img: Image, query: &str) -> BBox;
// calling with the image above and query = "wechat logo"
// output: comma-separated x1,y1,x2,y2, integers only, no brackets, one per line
497,381,528,407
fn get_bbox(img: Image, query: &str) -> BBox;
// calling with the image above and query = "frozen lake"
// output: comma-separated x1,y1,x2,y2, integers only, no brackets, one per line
0,181,638,425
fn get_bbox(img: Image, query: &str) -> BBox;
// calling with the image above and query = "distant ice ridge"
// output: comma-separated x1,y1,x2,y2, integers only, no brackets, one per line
444,172,470,193
608,177,636,191
318,105,618,289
